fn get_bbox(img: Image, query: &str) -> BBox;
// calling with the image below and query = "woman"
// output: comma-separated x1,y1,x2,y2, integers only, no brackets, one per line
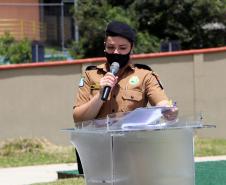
73,20,178,123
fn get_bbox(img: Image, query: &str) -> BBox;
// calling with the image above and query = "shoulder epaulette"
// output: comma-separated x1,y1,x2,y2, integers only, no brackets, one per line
85,65,97,71
152,72,164,90
134,64,152,71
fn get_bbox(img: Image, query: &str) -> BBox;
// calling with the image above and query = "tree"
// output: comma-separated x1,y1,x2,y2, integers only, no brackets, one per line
133,0,226,49
69,0,226,58
69,0,160,58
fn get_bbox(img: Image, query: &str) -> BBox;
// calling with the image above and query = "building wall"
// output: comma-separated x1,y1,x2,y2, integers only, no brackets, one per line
0,1,74,45
0,0,39,19
0,0,41,40
0,48,226,145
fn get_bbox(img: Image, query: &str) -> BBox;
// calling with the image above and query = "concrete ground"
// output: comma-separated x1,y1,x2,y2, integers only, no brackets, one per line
0,163,77,185
195,155,226,162
0,156,226,185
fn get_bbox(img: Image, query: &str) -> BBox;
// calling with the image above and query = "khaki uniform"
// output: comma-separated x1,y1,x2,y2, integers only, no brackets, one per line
74,63,168,119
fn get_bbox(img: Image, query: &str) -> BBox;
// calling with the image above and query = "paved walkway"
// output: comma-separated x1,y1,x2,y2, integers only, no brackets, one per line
0,156,226,185
195,155,226,162
0,163,77,185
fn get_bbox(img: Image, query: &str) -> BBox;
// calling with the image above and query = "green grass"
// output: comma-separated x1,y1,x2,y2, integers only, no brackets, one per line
32,178,85,185
0,137,75,167
194,137,226,156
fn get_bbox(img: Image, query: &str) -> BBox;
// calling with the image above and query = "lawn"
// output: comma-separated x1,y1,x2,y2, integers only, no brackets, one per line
33,178,85,185
0,137,75,167
194,137,226,156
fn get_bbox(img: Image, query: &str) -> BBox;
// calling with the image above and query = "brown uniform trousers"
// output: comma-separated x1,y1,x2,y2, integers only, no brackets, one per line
74,63,168,119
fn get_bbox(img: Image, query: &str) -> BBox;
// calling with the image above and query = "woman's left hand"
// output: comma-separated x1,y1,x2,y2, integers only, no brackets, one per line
162,106,178,121
156,100,179,121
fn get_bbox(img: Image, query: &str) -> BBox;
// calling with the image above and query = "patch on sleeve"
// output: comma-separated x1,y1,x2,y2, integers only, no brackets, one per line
79,76,85,87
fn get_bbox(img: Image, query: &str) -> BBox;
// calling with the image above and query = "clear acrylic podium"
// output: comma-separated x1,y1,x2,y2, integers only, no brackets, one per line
66,107,210,185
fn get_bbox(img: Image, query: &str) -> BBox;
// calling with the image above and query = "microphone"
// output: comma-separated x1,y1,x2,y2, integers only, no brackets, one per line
101,62,120,101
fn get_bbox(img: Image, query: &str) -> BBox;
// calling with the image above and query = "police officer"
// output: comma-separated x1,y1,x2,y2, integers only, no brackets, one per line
73,20,178,123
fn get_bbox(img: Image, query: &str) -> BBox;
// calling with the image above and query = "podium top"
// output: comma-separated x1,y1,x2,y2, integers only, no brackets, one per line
68,107,214,134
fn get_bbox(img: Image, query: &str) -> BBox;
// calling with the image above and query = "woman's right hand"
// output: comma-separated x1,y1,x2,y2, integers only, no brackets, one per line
99,72,118,92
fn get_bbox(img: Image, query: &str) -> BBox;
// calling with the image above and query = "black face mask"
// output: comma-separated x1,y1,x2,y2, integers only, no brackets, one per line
105,52,130,69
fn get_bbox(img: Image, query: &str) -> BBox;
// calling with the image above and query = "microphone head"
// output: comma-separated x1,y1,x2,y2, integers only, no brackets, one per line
110,62,120,75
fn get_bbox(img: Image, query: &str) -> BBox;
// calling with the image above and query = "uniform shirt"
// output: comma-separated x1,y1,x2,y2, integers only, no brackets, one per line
74,63,168,119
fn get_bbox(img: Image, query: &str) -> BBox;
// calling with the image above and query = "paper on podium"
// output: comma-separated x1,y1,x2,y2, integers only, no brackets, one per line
121,107,169,130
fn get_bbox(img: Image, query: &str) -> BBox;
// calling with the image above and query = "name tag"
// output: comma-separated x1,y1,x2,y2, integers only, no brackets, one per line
90,83,100,90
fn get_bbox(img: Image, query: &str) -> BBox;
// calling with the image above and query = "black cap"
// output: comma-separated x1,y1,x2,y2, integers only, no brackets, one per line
105,21,135,43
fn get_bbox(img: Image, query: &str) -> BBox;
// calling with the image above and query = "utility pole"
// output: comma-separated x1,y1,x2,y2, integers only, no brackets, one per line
61,1,65,51
74,0,79,42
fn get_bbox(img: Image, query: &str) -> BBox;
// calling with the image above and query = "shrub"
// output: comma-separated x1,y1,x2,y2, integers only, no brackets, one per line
0,32,31,64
